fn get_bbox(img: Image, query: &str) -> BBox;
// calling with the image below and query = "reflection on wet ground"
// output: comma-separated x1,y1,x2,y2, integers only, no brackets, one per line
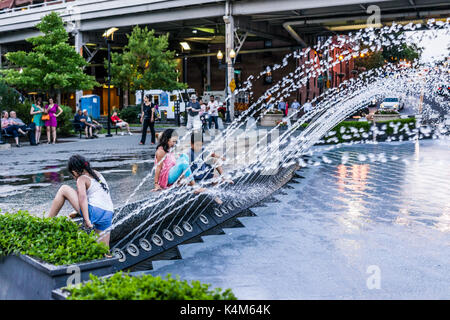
0,140,155,215
145,139,450,299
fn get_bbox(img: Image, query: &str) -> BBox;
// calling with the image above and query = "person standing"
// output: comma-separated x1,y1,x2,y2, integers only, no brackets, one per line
199,99,209,133
43,97,63,144
186,94,201,130
207,95,219,130
30,97,44,144
278,97,286,113
303,99,313,113
291,99,300,110
140,94,156,145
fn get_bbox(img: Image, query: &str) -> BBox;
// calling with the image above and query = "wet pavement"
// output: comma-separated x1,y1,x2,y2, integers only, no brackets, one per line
1,132,449,299
0,135,157,215
145,139,450,299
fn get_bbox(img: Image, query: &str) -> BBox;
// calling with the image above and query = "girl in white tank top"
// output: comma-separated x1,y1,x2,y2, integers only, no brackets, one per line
48,155,114,248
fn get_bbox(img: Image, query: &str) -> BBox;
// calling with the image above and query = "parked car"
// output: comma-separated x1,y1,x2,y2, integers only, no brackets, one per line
380,97,403,111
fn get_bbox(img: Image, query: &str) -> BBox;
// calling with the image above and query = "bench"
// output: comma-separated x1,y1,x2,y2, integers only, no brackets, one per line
1,127,31,143
71,119,120,138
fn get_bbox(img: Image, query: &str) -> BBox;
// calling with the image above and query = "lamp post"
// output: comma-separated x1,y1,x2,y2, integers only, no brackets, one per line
103,27,118,137
217,49,236,123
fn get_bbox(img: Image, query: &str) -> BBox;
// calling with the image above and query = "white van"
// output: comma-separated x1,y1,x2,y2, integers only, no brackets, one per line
136,89,191,119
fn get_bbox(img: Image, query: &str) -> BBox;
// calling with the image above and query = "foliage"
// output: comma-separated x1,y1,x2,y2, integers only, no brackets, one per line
118,105,141,124
0,81,22,109
0,211,109,266
0,12,98,97
265,109,284,115
66,271,237,300
109,26,186,103
354,34,422,70
375,110,399,115
322,118,416,144
57,105,75,136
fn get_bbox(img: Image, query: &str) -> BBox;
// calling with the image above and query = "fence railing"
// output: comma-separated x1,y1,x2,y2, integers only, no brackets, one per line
0,0,76,16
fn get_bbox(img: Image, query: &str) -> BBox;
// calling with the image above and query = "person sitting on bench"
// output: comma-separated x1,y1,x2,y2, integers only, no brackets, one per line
9,111,37,145
74,109,91,138
111,111,132,135
83,109,102,138
1,110,29,147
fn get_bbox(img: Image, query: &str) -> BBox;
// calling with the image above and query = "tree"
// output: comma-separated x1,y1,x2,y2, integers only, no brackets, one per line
354,34,422,71
108,26,186,110
0,12,98,104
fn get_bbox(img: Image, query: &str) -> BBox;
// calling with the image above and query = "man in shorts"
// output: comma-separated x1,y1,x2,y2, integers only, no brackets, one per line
111,111,133,135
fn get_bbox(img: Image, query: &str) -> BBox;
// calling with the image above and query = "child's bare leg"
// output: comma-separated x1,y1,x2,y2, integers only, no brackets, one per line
96,230,110,249
48,185,80,217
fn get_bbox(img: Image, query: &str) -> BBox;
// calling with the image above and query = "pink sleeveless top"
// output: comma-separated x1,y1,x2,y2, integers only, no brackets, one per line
155,148,176,189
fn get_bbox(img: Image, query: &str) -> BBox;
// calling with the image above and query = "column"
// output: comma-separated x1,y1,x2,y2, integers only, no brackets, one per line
224,0,235,121
74,30,83,111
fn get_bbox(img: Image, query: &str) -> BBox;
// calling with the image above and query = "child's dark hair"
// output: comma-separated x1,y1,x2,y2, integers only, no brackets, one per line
68,154,109,193
157,129,177,153
190,131,203,145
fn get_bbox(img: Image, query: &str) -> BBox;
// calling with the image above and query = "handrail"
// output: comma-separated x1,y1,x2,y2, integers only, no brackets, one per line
0,0,75,16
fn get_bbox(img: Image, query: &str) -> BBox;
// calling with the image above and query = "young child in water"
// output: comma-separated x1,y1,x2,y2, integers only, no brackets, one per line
48,154,114,248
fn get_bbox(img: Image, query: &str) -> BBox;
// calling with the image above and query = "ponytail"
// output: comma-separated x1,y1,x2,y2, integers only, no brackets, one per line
68,154,109,193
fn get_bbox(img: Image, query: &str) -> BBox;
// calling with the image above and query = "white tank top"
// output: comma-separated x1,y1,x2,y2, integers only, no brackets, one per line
84,173,114,212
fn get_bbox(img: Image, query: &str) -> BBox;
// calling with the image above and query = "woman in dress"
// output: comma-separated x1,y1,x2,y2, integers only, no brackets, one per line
30,97,44,144
43,97,63,144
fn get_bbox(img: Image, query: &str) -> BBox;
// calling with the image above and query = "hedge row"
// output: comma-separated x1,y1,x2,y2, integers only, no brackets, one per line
66,271,237,300
0,211,109,266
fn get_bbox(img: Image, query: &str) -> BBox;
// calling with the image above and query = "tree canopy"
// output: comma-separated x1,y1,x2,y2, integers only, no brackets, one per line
108,26,186,107
0,12,98,98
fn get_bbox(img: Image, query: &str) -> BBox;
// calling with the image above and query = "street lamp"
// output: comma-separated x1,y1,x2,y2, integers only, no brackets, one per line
103,27,118,137
217,49,235,123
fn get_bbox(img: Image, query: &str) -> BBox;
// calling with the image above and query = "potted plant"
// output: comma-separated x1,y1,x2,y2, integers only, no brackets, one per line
52,271,237,300
373,109,401,122
260,108,284,126
0,211,118,300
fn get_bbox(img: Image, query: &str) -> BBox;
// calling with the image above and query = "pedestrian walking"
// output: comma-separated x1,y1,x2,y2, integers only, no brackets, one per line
207,95,219,130
140,94,156,145
186,94,201,130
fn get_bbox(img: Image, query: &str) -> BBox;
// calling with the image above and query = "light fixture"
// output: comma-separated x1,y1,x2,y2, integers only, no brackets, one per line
180,42,191,51
360,53,365,58
229,49,236,59
338,55,344,61
217,50,223,60
192,29,198,34
103,27,119,40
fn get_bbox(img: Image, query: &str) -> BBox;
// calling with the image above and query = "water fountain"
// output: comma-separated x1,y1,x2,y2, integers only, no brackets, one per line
99,19,449,271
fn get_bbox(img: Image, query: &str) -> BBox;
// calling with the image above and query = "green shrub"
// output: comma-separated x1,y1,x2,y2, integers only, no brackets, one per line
66,271,237,300
0,210,109,266
323,118,416,144
0,81,21,110
119,105,141,124
57,105,74,136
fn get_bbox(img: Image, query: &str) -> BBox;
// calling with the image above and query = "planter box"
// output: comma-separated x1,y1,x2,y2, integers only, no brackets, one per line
373,114,401,122
260,113,284,126
0,254,118,300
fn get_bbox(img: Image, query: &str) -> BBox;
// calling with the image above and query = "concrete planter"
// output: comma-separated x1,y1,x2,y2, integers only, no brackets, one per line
0,254,118,300
373,113,401,122
260,113,284,126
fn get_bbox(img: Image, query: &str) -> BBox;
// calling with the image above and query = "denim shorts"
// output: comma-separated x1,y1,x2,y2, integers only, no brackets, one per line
80,205,114,231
